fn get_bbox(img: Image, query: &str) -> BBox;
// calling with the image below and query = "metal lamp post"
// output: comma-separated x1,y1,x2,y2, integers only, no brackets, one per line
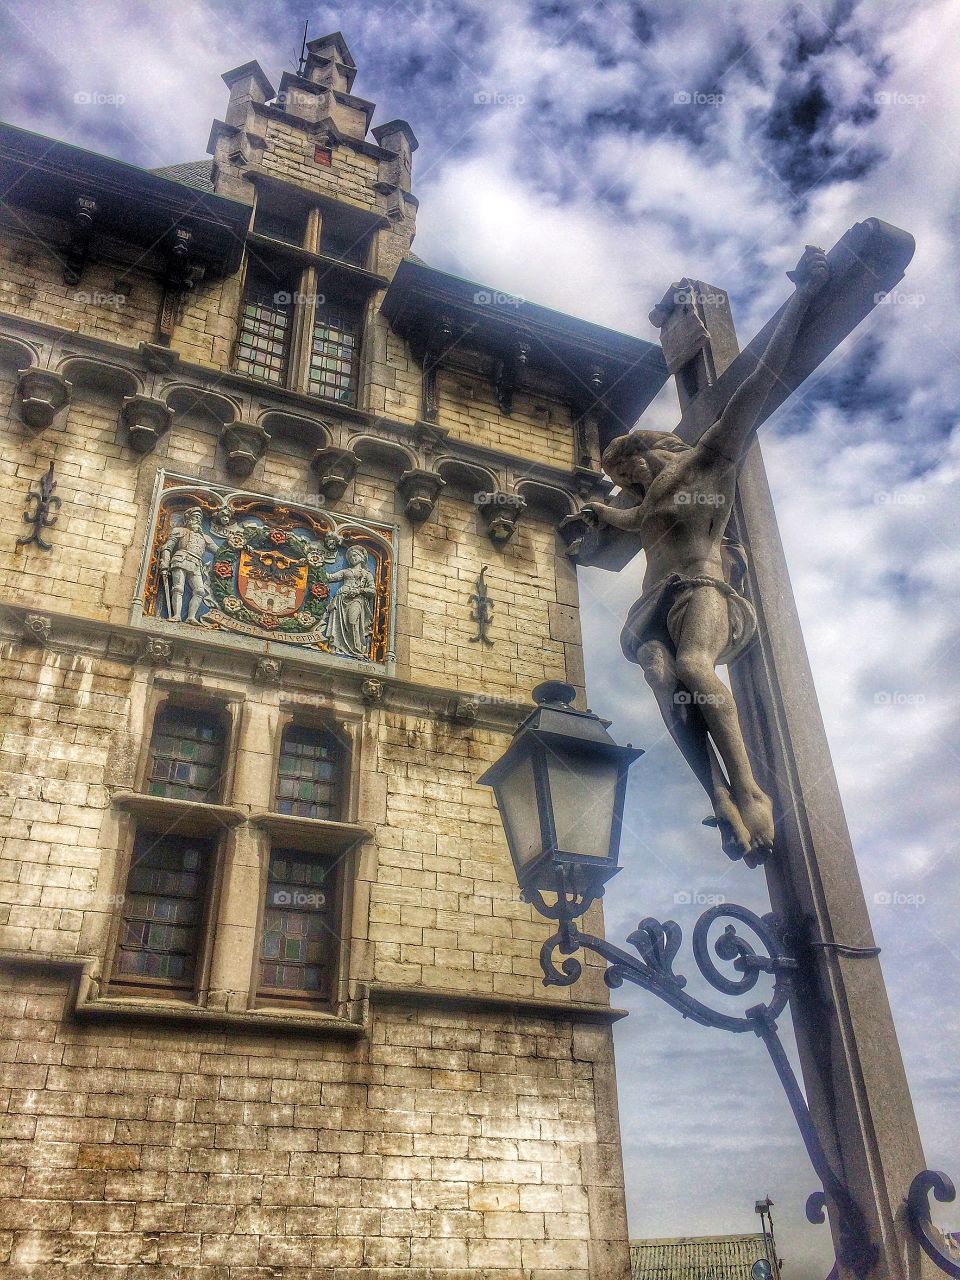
479,682,960,1280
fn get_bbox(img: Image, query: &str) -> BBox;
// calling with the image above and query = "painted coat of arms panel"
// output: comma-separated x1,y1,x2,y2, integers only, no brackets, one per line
138,474,395,666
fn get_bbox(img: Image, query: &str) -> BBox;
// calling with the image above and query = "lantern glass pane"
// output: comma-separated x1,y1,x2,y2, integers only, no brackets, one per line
496,752,543,870
545,749,618,861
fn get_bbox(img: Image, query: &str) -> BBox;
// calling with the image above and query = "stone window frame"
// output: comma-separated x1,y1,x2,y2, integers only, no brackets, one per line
248,703,363,1014
103,688,244,1002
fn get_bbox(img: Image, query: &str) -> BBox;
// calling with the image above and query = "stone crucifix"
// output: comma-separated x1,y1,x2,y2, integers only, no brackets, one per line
579,247,829,865
567,221,913,869
566,218,938,1280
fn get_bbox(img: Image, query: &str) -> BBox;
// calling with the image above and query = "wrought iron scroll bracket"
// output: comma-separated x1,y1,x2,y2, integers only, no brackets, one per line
17,462,61,551
906,1170,960,1277
535,894,878,1279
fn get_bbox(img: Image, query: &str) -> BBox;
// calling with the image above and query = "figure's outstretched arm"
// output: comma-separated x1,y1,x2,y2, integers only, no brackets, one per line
700,247,829,465
580,501,646,533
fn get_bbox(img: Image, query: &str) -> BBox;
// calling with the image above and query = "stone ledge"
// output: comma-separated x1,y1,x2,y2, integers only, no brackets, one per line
0,598,530,733
369,981,626,1024
112,791,247,833
72,992,368,1038
0,952,369,1037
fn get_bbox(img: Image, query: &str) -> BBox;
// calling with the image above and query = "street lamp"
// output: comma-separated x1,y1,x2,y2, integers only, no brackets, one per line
477,680,642,911
478,684,886,1280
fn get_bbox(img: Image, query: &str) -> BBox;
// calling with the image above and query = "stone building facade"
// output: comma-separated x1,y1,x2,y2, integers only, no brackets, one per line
0,31,669,1278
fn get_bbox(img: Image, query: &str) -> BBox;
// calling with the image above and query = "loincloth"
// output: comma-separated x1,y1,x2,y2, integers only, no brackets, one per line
620,573,757,667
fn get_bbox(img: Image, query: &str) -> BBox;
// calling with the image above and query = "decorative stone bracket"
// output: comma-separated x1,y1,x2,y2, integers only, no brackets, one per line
16,368,72,430
120,395,173,454
219,420,270,478
397,468,445,523
494,339,531,417
312,446,359,501
63,195,99,286
476,491,526,546
420,313,457,422
557,510,594,559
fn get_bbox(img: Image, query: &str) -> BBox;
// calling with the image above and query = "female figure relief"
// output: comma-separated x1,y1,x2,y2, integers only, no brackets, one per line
323,545,376,658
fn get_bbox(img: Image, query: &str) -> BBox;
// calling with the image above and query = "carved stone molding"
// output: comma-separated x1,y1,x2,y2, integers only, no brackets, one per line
311,446,359,501
16,368,72,430
397,468,445,524
254,657,283,685
143,637,173,666
22,614,52,647
120,395,173,455
476,491,526,546
219,420,270,478
451,696,480,723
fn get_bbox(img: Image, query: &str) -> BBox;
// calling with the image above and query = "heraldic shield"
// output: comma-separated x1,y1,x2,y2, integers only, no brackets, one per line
138,473,395,666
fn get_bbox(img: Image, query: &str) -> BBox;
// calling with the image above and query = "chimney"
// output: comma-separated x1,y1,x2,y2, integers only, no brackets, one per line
221,61,276,127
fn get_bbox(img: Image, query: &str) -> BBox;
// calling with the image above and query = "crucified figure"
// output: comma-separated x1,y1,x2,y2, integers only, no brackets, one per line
582,247,830,865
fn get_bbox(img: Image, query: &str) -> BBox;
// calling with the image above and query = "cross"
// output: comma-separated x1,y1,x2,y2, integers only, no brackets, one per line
566,218,938,1279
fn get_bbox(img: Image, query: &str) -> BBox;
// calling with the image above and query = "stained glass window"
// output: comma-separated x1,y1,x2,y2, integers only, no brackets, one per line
307,303,360,404
235,260,295,385
275,724,341,820
258,849,338,999
114,832,211,986
147,704,225,804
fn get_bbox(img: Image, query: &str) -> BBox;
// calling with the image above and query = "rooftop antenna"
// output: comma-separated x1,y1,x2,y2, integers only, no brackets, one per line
296,20,309,76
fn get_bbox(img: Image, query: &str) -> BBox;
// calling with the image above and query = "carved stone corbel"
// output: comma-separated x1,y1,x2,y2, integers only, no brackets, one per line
22,614,52,647
397,468,445,524
16,368,72,430
63,195,98,286
311,446,359,501
476,491,526,546
157,227,204,344
420,313,456,422
220,421,269,478
120,395,173,454
557,510,593,559
494,339,531,416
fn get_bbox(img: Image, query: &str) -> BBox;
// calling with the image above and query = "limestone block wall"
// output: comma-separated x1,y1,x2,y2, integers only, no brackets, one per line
0,972,628,1278
0,217,163,348
257,116,381,211
435,371,575,472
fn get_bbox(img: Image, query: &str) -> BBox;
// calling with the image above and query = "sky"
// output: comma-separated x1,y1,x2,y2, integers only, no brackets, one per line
1,0,958,1274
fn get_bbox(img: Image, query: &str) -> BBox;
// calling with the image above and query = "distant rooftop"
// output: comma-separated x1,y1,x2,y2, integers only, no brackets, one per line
150,160,214,192
630,1233,772,1279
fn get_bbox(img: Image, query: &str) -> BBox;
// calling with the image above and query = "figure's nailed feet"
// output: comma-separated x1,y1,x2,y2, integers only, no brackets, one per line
735,786,775,866
705,788,752,862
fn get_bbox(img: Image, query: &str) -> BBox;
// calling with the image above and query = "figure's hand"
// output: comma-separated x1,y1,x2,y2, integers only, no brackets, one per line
578,503,605,528
787,245,829,297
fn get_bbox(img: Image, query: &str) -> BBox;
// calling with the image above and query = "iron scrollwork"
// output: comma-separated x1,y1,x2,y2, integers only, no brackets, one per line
907,1170,960,1277
17,462,61,551
532,883,879,1278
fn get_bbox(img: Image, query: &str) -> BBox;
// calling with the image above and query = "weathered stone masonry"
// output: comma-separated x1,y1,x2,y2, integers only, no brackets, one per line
0,29,669,1279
